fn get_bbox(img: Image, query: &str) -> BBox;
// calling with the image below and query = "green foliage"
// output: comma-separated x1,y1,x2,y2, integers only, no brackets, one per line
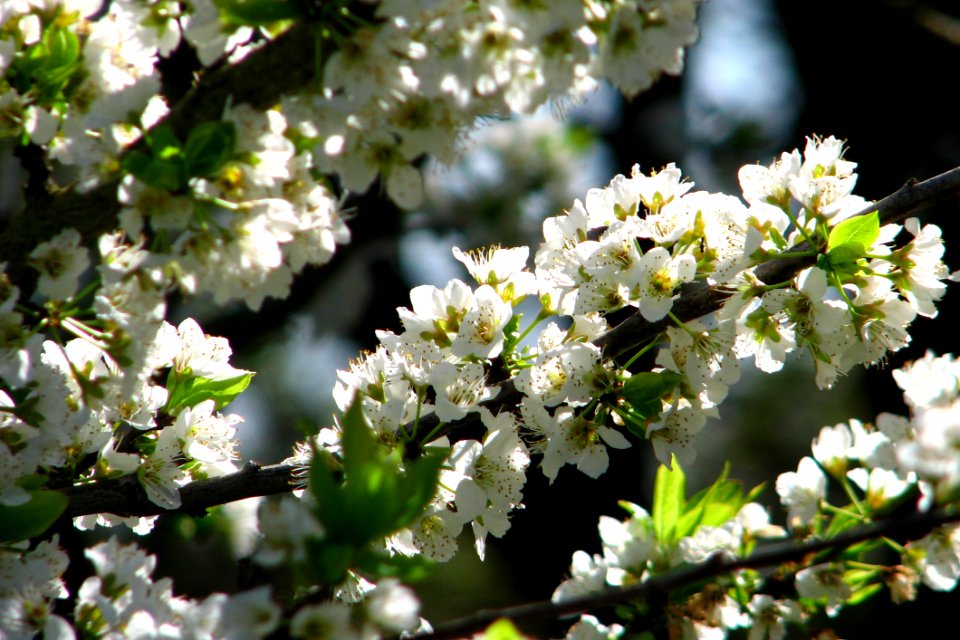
122,122,237,192
165,370,254,414
0,490,67,542
822,211,880,276
622,371,684,421
215,0,303,26
824,508,861,538
652,458,756,547
122,124,189,192
675,465,743,538
184,122,237,179
307,397,447,585
653,455,686,544
481,618,524,640
7,24,83,107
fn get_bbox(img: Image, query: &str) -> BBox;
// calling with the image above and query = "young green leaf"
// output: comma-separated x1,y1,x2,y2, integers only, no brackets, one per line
308,449,346,532
311,397,445,546
354,547,434,583
215,0,303,25
698,483,743,527
0,491,68,542
824,509,861,538
305,538,355,587
45,26,80,69
826,211,879,257
622,371,683,418
847,583,884,606
390,448,448,533
165,372,254,413
482,619,524,640
652,456,685,544
185,121,237,179
675,479,743,540
125,125,188,188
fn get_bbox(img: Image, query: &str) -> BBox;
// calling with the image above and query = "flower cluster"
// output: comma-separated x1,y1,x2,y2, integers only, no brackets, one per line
0,535,423,640
0,0,703,312
0,301,249,534
2,126,954,638
318,135,951,567
552,470,787,639
777,352,960,596
3,0,959,638
0,2,707,636
546,353,960,639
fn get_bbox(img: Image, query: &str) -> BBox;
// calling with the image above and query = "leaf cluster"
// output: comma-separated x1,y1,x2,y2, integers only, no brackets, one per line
122,122,237,193
306,399,447,585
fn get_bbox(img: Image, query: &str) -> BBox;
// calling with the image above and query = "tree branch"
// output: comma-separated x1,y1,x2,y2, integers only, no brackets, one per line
406,165,960,442
58,166,960,521
59,462,302,520
414,507,960,640
596,167,960,359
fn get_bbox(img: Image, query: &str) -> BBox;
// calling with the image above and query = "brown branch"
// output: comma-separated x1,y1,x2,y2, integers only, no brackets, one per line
59,462,302,520
414,507,960,640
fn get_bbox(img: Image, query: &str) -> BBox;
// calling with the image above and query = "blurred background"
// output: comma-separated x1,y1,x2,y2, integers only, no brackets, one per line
13,0,960,636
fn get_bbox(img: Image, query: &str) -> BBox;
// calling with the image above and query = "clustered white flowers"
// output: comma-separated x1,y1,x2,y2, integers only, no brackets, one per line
2,1,960,639
550,353,960,639
2,133,955,638
0,0,702,313
323,134,953,572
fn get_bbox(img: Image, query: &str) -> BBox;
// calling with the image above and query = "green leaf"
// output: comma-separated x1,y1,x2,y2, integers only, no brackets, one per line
15,474,50,492
7,25,82,103
340,397,380,487
622,371,683,418
45,26,80,69
390,448,447,532
306,397,444,586
615,406,649,440
826,211,879,256
824,509,861,538
652,457,685,545
308,450,345,531
847,583,883,606
165,372,254,414
215,0,303,25
305,538,354,586
675,467,743,540
825,245,867,280
146,124,185,159
698,492,741,527
315,398,444,544
744,482,766,504
185,121,237,178
0,491,68,542
121,148,187,192
482,619,524,640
